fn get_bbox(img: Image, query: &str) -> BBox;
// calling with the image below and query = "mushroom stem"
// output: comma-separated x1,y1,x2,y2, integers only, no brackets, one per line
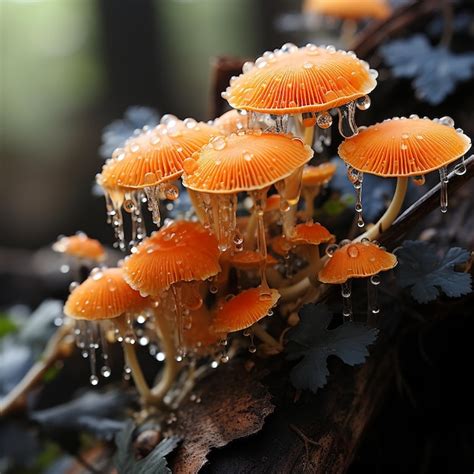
307,246,322,286
356,177,409,242
341,19,358,46
251,323,283,351
279,276,312,302
115,315,154,404
302,186,320,220
187,189,208,224
151,312,179,403
303,124,315,147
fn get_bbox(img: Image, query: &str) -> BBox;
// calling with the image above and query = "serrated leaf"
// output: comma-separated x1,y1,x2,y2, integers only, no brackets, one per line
380,34,474,105
286,304,378,393
114,421,179,474
394,240,472,303
99,106,160,159
31,391,130,440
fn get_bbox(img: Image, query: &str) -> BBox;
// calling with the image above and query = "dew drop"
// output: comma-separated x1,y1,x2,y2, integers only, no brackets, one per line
454,156,467,176
316,111,332,129
355,95,371,111
347,245,359,258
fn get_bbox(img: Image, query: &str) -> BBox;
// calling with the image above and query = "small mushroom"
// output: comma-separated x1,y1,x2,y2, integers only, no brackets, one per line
64,267,153,400
318,241,397,321
301,163,337,219
214,109,247,134
52,233,105,263
303,0,392,21
338,116,472,241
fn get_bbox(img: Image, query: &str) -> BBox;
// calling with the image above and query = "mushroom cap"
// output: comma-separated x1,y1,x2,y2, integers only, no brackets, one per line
122,221,221,296
214,110,247,135
289,222,335,246
212,287,280,334
52,234,105,262
182,131,313,193
303,0,392,20
318,241,397,284
338,117,472,177
223,44,377,115
302,163,337,187
265,193,281,211
271,235,292,256
227,250,278,270
64,268,147,320
98,119,219,189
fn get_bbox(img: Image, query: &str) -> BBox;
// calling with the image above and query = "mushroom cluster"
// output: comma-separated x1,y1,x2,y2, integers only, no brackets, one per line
56,43,471,409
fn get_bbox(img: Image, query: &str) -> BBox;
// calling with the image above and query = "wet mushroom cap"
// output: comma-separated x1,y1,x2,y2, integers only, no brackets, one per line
98,119,219,189
271,235,292,256
223,44,377,114
214,109,247,135
227,250,278,270
338,117,472,177
64,268,147,320
302,163,337,187
212,287,280,334
289,222,335,246
182,131,313,193
122,221,221,296
52,234,105,262
303,0,392,20
318,241,397,284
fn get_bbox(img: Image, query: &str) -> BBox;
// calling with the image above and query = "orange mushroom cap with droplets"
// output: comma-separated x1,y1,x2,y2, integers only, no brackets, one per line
122,221,221,296
227,250,278,270
302,163,337,187
338,117,472,177
303,0,392,21
182,131,313,193
223,44,377,115
289,222,335,246
52,233,105,262
271,236,292,256
214,110,247,135
64,268,147,320
318,241,397,284
212,287,280,334
98,118,219,190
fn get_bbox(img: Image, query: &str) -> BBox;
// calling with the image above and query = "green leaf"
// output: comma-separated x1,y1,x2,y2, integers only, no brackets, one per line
395,240,472,303
286,304,378,393
0,314,18,338
114,421,180,474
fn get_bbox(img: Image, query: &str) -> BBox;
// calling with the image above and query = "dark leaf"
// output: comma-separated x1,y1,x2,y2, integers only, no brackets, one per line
100,106,160,159
171,363,275,473
394,240,472,303
114,421,179,474
31,391,130,440
380,34,474,105
287,304,378,393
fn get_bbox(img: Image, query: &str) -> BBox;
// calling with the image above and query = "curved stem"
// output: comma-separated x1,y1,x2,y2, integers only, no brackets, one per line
356,177,408,242
252,323,283,351
115,315,154,403
151,313,178,402
279,277,312,302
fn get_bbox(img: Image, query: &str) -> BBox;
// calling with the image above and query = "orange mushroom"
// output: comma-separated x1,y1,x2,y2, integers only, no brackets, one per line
318,240,397,320
96,115,219,249
223,43,378,140
338,116,472,240
301,162,337,219
183,131,313,261
53,233,105,263
212,287,281,352
214,109,247,134
64,267,154,400
303,0,392,21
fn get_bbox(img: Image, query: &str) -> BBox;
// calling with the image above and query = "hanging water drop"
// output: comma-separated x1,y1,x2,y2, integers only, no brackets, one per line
341,280,353,322
439,166,449,213
454,156,467,176
337,102,358,138
355,95,371,111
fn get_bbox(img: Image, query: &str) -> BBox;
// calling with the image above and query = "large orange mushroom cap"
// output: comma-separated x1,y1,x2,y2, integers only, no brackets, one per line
318,241,397,284
223,44,377,115
52,233,105,262
212,287,280,334
338,117,472,177
214,110,247,135
289,222,335,246
98,118,219,190
122,221,221,296
182,131,313,193
64,268,147,320
303,0,392,21
302,163,337,187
